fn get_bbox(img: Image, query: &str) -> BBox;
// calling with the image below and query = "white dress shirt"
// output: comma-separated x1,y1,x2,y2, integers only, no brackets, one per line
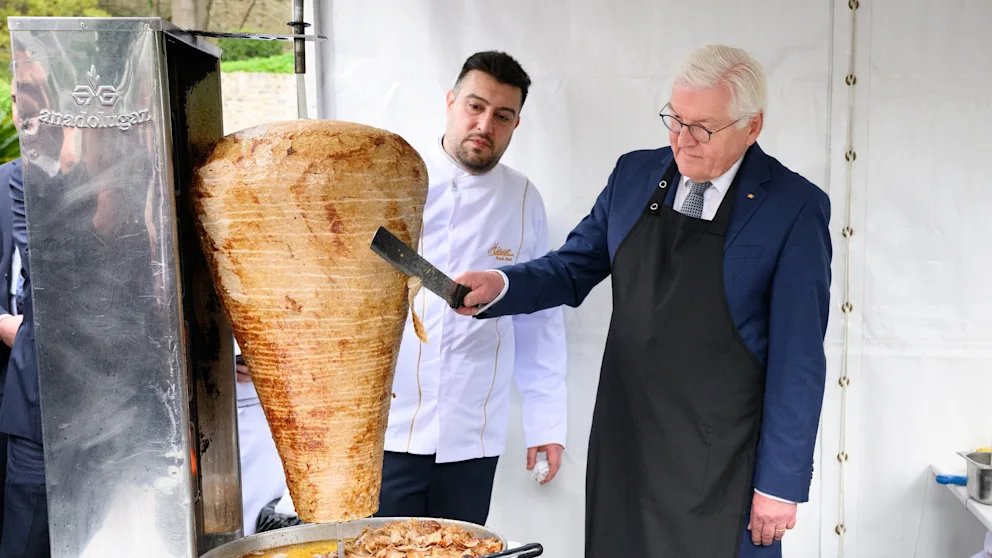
673,156,744,220
385,138,568,463
9,249,21,314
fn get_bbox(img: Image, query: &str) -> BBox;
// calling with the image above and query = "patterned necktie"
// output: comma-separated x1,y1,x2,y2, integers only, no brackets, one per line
679,180,711,219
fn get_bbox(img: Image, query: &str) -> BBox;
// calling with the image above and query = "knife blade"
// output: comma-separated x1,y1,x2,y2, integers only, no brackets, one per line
370,226,471,309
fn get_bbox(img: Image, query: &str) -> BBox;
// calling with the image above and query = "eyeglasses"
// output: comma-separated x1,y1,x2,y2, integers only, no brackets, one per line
658,103,744,144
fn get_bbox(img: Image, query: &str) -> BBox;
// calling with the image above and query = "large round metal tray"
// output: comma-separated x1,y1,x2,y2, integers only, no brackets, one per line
200,517,507,557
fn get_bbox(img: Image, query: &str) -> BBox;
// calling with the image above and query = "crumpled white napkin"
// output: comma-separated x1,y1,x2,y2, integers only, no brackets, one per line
531,452,550,484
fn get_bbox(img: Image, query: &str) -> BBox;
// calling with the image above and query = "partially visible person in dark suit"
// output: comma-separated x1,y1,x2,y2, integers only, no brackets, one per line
0,58,50,558
0,155,25,543
0,158,23,345
3,43,164,556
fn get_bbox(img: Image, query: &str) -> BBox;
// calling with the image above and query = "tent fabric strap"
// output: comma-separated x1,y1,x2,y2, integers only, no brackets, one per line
835,0,861,556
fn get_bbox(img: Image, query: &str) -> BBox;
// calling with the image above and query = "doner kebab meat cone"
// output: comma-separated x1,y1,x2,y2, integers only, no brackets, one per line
192,120,428,522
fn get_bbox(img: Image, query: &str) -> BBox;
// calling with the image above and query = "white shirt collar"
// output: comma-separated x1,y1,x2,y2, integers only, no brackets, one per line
432,136,508,188
681,154,746,195
436,135,473,178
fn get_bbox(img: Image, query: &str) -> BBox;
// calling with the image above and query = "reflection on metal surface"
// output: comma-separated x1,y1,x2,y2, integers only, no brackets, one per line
10,17,238,557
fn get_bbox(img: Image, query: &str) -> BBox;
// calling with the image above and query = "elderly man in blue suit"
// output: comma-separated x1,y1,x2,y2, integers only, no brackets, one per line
456,45,831,558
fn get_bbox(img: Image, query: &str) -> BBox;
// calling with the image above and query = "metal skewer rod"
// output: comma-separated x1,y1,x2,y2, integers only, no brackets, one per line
290,0,308,119
336,521,345,558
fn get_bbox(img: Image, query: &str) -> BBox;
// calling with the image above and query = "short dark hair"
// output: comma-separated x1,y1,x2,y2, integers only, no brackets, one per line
454,51,532,108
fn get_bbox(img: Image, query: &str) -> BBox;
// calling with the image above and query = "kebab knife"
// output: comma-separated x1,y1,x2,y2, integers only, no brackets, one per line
370,226,472,309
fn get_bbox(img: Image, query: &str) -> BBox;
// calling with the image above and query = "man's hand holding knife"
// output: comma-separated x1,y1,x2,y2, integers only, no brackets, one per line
452,271,505,316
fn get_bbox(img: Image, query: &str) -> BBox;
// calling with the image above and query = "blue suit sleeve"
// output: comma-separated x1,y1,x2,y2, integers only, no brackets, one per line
0,162,13,315
752,189,832,502
484,162,620,317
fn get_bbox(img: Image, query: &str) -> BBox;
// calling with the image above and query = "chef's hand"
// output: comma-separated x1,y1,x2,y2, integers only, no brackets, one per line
527,443,564,485
235,363,252,383
748,492,797,545
452,271,505,316
0,314,23,347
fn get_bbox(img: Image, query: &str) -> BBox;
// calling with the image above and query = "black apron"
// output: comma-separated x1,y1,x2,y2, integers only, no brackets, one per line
586,161,765,557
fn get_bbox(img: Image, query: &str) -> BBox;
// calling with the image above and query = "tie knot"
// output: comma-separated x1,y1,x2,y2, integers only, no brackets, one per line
679,179,711,219
687,180,712,195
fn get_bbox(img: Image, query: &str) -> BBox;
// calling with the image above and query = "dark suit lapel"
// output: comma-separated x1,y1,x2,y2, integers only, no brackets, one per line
726,144,771,247
646,149,680,208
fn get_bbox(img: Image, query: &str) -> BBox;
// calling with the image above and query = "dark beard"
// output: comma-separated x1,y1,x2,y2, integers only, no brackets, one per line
454,143,499,173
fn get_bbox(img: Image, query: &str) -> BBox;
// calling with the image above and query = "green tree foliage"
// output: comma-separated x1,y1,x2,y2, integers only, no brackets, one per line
0,1,111,162
0,1,109,162
0,0,110,82
0,80,18,163
216,33,286,62
221,52,292,74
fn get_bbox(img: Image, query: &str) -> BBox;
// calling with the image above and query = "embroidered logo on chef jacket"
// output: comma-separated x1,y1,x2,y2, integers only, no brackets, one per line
488,243,514,262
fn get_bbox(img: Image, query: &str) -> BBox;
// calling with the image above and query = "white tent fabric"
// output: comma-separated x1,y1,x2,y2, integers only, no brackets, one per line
307,1,992,556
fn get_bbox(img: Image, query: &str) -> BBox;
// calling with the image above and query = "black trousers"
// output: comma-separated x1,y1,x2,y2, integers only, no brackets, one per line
0,432,6,542
0,435,49,558
376,451,499,526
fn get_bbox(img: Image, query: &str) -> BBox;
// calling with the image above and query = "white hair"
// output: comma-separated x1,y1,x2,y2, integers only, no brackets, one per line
674,45,767,127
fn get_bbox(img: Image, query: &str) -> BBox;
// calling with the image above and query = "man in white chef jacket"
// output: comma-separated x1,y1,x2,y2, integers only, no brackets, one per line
380,51,568,525
235,342,286,535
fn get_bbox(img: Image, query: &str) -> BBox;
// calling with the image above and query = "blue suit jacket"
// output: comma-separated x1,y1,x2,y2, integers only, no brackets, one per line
487,143,832,503
0,158,41,444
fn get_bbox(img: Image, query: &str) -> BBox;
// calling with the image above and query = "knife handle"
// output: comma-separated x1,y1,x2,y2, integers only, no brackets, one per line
450,283,471,309
481,543,543,558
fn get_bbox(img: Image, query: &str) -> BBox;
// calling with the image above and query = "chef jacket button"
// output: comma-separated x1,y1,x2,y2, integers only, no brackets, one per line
649,203,659,211
658,180,667,188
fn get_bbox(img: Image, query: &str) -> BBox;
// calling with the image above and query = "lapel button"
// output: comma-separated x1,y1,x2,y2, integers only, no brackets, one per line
746,193,755,199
